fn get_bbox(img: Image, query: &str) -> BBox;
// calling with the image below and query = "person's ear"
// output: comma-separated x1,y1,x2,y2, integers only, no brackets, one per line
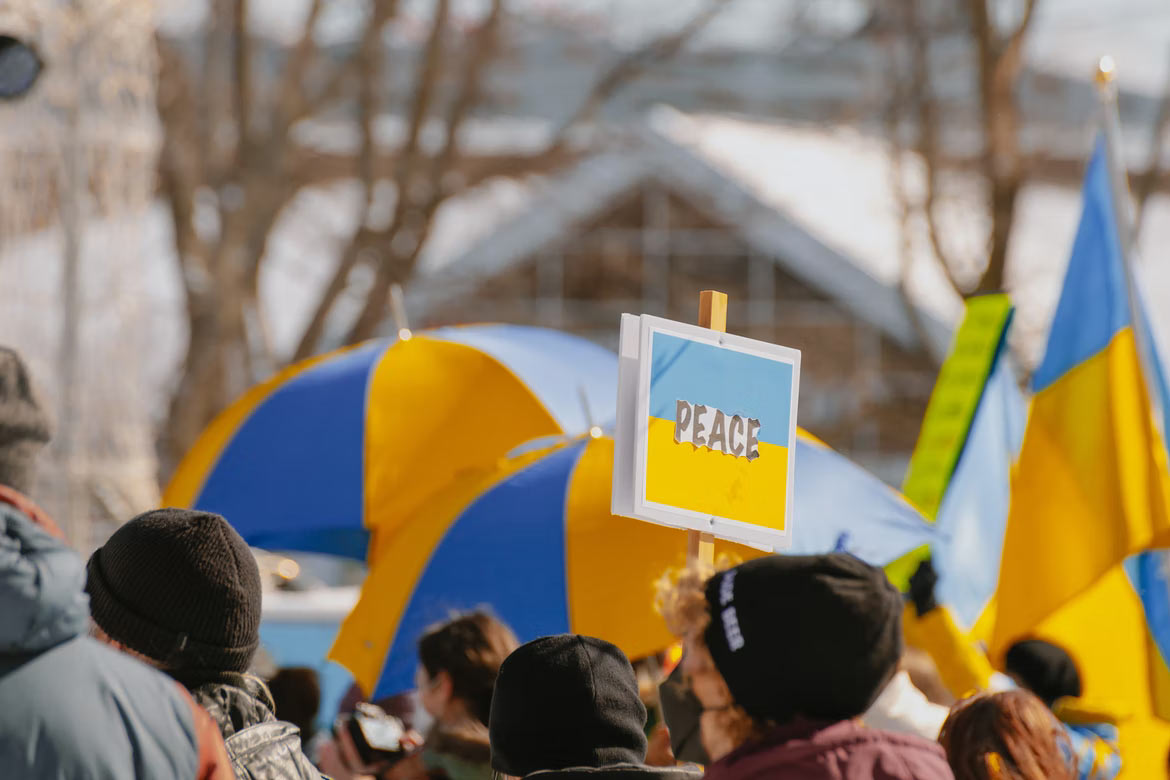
434,669,454,701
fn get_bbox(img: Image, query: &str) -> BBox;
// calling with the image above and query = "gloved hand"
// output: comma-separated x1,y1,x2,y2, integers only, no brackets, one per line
908,557,939,618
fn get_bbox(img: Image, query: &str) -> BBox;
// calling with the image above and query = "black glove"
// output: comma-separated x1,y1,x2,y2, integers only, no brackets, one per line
908,557,939,618
658,659,709,765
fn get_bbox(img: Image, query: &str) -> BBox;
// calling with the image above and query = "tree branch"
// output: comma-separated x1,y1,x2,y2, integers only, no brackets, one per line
157,36,209,292
432,0,503,189
898,0,967,297
1135,48,1170,238
964,0,1034,295
544,0,733,155
344,0,507,345
290,0,401,361
340,0,454,344
340,0,733,343
204,0,238,192
233,0,252,165
280,0,404,139
273,0,326,125
884,4,944,359
1001,0,1039,73
355,2,385,212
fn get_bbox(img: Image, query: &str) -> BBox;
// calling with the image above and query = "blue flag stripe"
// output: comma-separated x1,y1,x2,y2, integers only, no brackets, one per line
1032,136,1132,392
647,332,793,446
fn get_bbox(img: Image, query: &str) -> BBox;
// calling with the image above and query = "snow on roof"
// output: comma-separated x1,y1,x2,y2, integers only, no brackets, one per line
409,105,1170,368
409,108,957,358
647,108,964,332
407,149,647,300
291,115,558,157
648,108,1170,367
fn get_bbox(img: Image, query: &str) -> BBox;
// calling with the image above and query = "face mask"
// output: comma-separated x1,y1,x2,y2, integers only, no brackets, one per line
409,689,435,735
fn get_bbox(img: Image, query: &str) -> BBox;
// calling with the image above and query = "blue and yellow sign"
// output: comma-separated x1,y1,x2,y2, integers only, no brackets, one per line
613,315,801,550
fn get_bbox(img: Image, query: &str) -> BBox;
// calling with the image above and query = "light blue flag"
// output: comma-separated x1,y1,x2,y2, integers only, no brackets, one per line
932,348,1027,630
791,435,941,566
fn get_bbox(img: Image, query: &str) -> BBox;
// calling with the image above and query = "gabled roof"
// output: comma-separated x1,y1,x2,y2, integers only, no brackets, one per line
407,116,955,359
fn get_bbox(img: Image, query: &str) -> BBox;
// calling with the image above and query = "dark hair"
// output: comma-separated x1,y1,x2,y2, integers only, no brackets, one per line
1005,639,1082,707
417,611,518,726
267,667,321,743
939,690,1074,780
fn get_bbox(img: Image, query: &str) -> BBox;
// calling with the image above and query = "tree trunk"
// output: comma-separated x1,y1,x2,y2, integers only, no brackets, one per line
159,272,251,477
976,175,1019,294
160,292,227,475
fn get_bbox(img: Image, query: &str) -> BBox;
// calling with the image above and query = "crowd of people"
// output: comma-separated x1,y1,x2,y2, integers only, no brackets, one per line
0,341,1133,780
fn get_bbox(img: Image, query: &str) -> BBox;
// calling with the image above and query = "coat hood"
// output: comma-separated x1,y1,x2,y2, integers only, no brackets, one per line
177,671,278,737
0,503,89,653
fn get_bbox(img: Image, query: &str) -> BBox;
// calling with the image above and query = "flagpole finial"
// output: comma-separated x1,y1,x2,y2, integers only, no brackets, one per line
1096,56,1117,85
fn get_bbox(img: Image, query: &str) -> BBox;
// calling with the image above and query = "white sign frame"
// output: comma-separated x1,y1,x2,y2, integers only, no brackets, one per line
612,313,801,551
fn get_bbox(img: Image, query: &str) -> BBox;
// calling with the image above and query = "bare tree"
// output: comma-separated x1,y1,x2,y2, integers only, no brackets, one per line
157,0,734,474
1134,48,1170,238
884,0,1038,298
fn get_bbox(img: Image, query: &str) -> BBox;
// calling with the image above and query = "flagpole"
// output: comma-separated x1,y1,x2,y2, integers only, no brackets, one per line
1095,56,1167,436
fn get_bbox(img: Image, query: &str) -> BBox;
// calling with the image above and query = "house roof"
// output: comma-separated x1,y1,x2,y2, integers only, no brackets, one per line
638,110,1170,368
406,111,956,360
406,107,1170,368
6,110,1170,423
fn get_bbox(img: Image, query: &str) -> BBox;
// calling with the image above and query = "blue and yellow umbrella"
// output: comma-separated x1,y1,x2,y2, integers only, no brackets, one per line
163,325,617,560
331,431,939,699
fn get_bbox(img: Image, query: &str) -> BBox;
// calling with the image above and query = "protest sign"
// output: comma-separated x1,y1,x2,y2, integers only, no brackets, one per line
613,309,801,551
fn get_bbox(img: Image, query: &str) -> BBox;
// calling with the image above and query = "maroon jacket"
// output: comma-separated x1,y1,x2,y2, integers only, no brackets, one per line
702,719,953,780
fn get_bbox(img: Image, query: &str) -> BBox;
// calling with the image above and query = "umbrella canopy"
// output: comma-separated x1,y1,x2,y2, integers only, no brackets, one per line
163,325,617,560
331,431,938,699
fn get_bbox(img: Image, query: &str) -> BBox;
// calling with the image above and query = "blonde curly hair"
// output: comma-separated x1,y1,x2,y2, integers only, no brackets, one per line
654,557,725,638
653,556,766,759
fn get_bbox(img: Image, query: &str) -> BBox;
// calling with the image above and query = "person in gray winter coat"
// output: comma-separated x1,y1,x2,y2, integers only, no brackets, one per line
87,507,323,780
0,346,233,780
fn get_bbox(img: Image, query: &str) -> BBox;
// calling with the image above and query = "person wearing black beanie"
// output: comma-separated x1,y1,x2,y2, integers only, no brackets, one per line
1004,639,1082,708
656,553,954,780
489,634,699,780
87,508,323,779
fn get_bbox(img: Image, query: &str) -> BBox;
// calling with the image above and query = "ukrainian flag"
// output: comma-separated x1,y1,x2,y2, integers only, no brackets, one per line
990,135,1170,776
991,136,1170,655
645,332,794,531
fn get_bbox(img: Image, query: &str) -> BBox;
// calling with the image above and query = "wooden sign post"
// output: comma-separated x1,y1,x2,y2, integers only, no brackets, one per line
689,290,726,566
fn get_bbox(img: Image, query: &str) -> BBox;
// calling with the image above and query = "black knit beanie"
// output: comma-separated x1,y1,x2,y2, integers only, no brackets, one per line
0,347,50,495
703,553,903,725
1005,639,1082,706
86,508,262,672
490,635,648,777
